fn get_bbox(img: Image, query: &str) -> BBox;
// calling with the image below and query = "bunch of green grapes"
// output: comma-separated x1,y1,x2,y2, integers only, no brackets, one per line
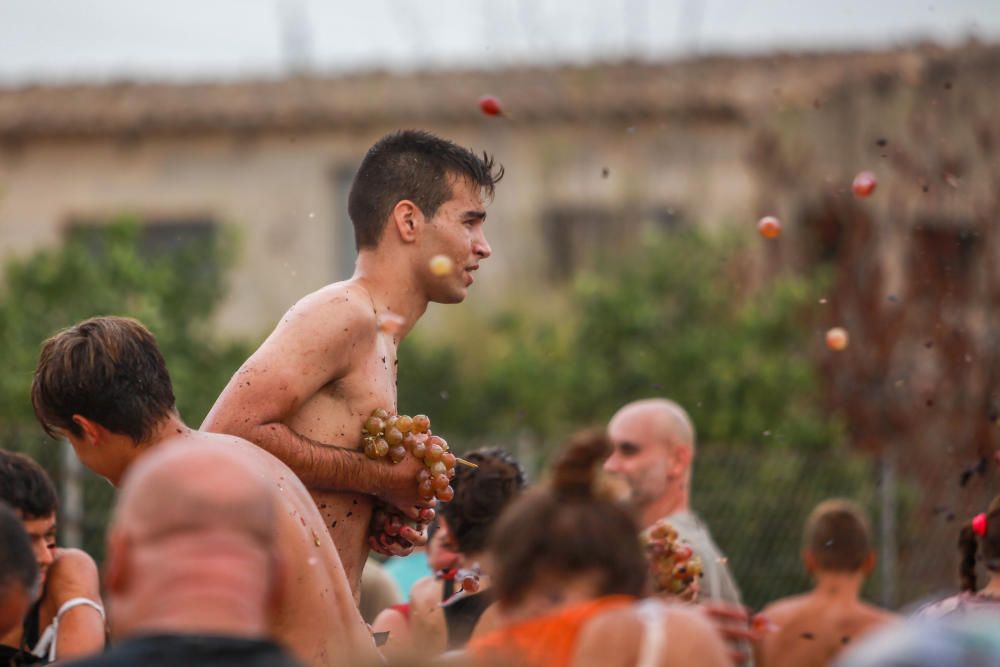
362,408,458,502
641,519,703,596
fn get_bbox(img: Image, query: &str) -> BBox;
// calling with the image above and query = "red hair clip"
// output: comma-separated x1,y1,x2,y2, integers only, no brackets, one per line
973,513,988,537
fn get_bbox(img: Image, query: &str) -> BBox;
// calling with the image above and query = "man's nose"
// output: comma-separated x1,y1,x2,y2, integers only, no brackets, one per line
603,452,623,473
35,542,55,568
473,230,492,260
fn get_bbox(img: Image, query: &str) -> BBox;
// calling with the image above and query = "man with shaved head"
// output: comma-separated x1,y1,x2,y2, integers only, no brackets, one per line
31,316,377,666
66,441,303,666
605,398,742,605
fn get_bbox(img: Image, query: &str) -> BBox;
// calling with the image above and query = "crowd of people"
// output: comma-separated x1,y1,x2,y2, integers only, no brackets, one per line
2,129,999,666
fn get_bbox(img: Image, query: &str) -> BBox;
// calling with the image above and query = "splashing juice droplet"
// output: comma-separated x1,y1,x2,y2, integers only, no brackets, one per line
852,171,877,198
429,255,454,277
478,95,502,116
377,312,406,335
757,216,781,239
825,327,849,351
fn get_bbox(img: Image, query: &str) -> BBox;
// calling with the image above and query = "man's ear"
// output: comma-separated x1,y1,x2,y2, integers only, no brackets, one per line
861,550,876,575
671,444,693,476
390,200,423,244
802,549,817,574
104,529,131,594
71,415,103,446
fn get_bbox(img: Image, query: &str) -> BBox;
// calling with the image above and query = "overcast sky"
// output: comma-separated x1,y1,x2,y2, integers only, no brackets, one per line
0,0,997,84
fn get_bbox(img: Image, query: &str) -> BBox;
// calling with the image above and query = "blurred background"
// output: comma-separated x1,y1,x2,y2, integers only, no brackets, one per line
2,0,999,612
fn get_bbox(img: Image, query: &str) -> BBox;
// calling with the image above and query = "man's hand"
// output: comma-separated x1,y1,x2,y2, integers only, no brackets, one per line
699,600,760,666
376,452,436,520
368,504,433,557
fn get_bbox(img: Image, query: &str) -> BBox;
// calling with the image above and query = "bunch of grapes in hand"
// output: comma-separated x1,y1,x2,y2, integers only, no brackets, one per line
363,408,470,552
641,519,703,600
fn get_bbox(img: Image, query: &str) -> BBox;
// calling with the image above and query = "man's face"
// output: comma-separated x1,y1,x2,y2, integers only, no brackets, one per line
21,513,57,588
604,419,674,510
422,176,492,304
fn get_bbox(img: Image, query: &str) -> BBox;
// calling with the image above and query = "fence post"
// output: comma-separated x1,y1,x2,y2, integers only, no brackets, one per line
61,439,84,548
879,446,898,608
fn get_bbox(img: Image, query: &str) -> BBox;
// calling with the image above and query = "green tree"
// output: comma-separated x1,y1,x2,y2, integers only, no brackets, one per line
0,219,252,558
399,229,876,608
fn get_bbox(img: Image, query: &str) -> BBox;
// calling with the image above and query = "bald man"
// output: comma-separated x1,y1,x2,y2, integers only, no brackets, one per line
31,317,377,667
67,441,304,666
605,399,742,605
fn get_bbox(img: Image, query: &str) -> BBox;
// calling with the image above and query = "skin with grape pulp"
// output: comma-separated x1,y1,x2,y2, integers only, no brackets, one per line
202,173,493,597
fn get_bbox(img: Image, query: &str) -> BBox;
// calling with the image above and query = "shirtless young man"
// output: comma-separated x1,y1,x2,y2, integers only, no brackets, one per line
754,499,897,667
202,130,502,595
31,316,377,667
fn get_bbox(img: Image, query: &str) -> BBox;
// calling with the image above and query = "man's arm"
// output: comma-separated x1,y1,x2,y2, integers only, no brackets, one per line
44,549,105,661
201,289,422,511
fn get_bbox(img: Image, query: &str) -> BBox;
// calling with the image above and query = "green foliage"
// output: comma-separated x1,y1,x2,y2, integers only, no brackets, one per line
400,228,876,608
401,229,837,454
0,219,251,558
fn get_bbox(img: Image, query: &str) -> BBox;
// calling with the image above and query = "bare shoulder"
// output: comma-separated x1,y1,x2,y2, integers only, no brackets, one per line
760,594,812,622
278,282,376,337
409,575,441,610
858,601,899,628
46,549,101,602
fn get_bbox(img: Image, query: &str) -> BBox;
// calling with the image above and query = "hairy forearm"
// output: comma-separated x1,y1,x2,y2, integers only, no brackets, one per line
226,419,387,494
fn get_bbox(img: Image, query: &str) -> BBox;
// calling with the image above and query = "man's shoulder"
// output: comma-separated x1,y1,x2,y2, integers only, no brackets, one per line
47,548,100,597
759,593,813,622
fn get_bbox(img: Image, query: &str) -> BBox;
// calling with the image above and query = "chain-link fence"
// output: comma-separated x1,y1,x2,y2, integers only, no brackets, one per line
693,443,991,613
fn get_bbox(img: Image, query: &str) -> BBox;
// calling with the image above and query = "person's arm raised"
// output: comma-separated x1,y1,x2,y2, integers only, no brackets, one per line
201,289,422,512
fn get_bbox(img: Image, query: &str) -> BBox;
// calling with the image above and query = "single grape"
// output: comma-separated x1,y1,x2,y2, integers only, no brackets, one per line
385,427,403,446
418,479,434,496
364,439,380,459
412,414,431,433
417,468,432,483
429,461,447,477
674,545,693,562
432,474,450,491
396,415,413,433
389,446,406,464
436,485,455,502
447,467,456,479
385,415,399,429
441,452,457,469
425,444,443,463
374,438,390,458
402,433,418,450
364,416,385,436
411,441,427,459
461,576,480,593
372,408,390,420
427,435,447,450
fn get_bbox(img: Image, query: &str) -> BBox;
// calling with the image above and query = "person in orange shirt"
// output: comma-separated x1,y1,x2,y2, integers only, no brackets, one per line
466,430,728,667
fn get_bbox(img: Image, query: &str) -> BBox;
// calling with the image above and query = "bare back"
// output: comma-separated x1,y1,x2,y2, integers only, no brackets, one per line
571,602,730,667
180,431,377,667
203,281,402,594
755,593,898,667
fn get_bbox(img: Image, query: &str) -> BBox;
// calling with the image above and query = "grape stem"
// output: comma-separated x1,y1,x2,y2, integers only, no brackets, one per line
455,457,479,469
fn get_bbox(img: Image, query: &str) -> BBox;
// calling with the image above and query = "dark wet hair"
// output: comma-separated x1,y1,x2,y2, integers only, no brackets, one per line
32,316,176,443
803,499,872,572
0,502,38,597
490,430,647,605
0,450,58,520
439,447,525,555
347,130,503,249
959,496,1000,592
